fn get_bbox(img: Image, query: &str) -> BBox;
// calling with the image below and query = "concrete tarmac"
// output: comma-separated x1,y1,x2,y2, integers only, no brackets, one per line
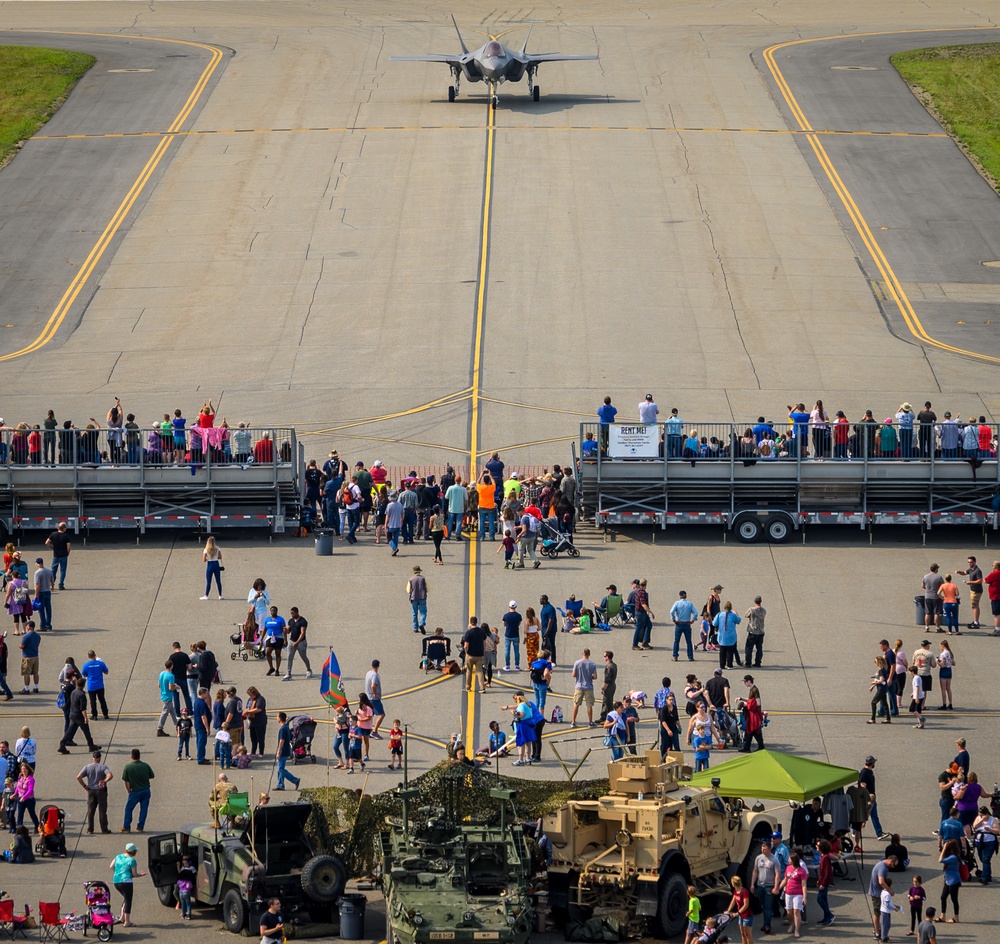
1,0,1000,941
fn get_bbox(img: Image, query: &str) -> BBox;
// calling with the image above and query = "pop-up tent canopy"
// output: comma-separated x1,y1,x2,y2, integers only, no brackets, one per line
686,750,858,802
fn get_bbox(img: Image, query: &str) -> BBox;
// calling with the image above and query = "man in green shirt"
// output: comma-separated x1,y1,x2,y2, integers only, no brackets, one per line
121,748,155,833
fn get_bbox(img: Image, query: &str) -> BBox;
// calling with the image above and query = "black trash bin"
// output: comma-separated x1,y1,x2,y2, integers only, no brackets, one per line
315,530,334,557
914,595,926,626
338,894,366,940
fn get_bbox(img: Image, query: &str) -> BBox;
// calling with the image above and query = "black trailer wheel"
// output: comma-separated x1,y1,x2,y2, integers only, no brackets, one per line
657,872,688,938
223,888,248,933
765,515,793,543
734,516,763,543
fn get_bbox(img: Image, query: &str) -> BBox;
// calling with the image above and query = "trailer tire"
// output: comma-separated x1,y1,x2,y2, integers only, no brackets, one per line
765,514,793,543
733,516,762,544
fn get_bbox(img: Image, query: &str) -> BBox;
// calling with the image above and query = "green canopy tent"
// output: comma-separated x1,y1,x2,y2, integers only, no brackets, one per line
686,750,858,802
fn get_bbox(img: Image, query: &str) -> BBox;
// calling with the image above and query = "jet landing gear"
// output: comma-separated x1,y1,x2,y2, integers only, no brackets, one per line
448,68,461,102
528,70,540,102
488,82,499,109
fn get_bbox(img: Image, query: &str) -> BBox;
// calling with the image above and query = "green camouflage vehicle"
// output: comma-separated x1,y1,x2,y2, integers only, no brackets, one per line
377,768,533,944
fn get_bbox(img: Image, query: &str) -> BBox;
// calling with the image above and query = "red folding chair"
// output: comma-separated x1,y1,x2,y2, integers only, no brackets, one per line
37,904,68,944
0,900,14,940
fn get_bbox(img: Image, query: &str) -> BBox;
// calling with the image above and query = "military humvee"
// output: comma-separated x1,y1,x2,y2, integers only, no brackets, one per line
378,767,534,944
543,750,776,938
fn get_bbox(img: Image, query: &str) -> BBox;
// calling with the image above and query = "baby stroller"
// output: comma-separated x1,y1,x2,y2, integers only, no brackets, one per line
697,912,733,943
230,619,265,661
83,881,115,941
34,805,67,858
289,715,317,764
538,519,580,558
715,708,743,750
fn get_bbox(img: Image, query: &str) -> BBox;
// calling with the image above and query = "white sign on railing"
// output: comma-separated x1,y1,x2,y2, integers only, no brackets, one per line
608,425,659,458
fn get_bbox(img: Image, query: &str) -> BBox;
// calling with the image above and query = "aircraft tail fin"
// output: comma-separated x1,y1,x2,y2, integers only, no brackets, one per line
519,22,534,55
450,14,469,54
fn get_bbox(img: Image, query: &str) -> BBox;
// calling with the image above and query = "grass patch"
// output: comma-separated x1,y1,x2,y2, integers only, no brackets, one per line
0,46,95,167
891,43,1000,193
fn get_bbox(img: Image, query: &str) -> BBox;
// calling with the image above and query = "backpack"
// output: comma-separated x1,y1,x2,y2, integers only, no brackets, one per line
530,661,548,684
527,515,541,533
12,583,27,604
759,440,773,457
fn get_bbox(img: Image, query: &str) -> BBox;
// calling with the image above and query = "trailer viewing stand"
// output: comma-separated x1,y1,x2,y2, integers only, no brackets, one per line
0,427,300,542
578,421,1000,545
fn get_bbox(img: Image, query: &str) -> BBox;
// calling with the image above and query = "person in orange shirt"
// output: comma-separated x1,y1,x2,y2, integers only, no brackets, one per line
476,471,497,540
938,573,961,636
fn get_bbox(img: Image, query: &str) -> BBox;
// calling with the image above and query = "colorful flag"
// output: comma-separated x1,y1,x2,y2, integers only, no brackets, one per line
320,648,347,708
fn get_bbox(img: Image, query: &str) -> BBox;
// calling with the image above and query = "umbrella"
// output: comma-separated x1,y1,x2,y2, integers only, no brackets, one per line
686,750,857,802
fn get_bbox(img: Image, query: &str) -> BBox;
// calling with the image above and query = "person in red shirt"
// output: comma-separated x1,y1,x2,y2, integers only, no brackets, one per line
197,400,215,428
816,839,836,926
28,426,42,465
984,560,1000,634
725,875,754,943
253,434,274,464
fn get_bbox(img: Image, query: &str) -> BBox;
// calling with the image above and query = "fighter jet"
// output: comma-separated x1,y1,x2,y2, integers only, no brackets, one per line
390,17,598,106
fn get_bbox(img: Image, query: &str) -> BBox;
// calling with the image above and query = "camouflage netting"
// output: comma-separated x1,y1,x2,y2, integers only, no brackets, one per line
302,761,609,876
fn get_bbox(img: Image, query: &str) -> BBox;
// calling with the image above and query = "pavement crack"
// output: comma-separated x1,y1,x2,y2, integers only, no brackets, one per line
299,256,325,345
249,231,260,253
131,307,145,333
693,181,761,389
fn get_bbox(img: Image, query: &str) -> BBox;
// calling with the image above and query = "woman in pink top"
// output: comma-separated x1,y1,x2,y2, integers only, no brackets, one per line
354,694,374,760
14,762,38,830
778,851,809,938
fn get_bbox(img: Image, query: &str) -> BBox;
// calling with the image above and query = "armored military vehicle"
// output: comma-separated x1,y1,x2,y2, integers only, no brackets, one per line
543,750,777,939
147,803,347,932
378,766,534,944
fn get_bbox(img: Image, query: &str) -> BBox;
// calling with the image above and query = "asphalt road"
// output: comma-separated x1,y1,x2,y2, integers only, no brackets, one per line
1,2,1000,943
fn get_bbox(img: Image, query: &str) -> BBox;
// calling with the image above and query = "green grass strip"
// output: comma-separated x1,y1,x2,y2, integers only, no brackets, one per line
892,43,1000,194
0,46,95,167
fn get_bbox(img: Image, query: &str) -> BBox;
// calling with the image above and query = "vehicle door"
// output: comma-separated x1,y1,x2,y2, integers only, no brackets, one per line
146,833,182,889
191,837,221,903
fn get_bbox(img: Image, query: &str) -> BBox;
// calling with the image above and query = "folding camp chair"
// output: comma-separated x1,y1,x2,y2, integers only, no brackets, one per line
37,903,69,944
0,900,14,940
217,791,250,832
602,594,624,627
564,598,583,618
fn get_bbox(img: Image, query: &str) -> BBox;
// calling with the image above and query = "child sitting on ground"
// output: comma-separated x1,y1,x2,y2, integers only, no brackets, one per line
233,744,251,769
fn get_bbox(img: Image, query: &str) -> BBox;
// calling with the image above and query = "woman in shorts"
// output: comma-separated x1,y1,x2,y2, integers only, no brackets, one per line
725,874,754,944
778,851,808,938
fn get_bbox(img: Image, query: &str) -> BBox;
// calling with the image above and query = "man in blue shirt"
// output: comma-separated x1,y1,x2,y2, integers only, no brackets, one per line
669,590,699,661
752,416,776,444
18,623,41,694
193,687,212,764
787,404,811,455
263,606,287,677
485,453,505,504
664,408,683,458
539,595,558,666
81,649,110,719
274,711,300,790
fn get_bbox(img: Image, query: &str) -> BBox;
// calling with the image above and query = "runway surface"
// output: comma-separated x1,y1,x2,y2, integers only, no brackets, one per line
2,3,1000,942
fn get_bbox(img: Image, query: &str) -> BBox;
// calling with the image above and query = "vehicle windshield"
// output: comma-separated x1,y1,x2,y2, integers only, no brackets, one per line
483,41,506,59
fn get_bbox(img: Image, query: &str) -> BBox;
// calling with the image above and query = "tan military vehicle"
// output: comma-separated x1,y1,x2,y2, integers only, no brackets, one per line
543,750,777,938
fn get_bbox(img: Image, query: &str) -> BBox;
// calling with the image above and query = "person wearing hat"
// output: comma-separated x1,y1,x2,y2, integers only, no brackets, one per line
703,585,723,647
895,402,916,458
503,471,521,503
109,840,146,927
859,755,890,842
76,749,113,834
407,566,428,634
32,557,53,631
371,460,387,487
638,393,659,425
669,589,698,662
912,639,937,700
854,410,878,458
502,601,523,671
593,585,621,626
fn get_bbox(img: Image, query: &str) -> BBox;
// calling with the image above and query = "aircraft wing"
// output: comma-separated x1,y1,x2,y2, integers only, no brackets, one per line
389,55,464,65
524,53,599,63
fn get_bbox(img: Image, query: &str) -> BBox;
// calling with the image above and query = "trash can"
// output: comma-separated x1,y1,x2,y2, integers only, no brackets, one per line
338,894,367,940
914,595,926,626
315,530,334,557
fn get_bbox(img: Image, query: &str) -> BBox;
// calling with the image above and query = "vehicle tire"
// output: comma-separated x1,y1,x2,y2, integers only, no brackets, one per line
656,872,688,938
301,854,348,903
765,515,793,543
739,825,775,884
311,754,317,764
448,85,456,102
156,884,176,907
533,85,540,102
97,926,112,942
223,888,248,933
733,516,762,544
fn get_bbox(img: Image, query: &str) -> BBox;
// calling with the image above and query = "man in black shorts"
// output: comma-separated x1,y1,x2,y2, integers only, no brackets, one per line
262,606,287,676
921,563,945,633
985,560,1000,636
